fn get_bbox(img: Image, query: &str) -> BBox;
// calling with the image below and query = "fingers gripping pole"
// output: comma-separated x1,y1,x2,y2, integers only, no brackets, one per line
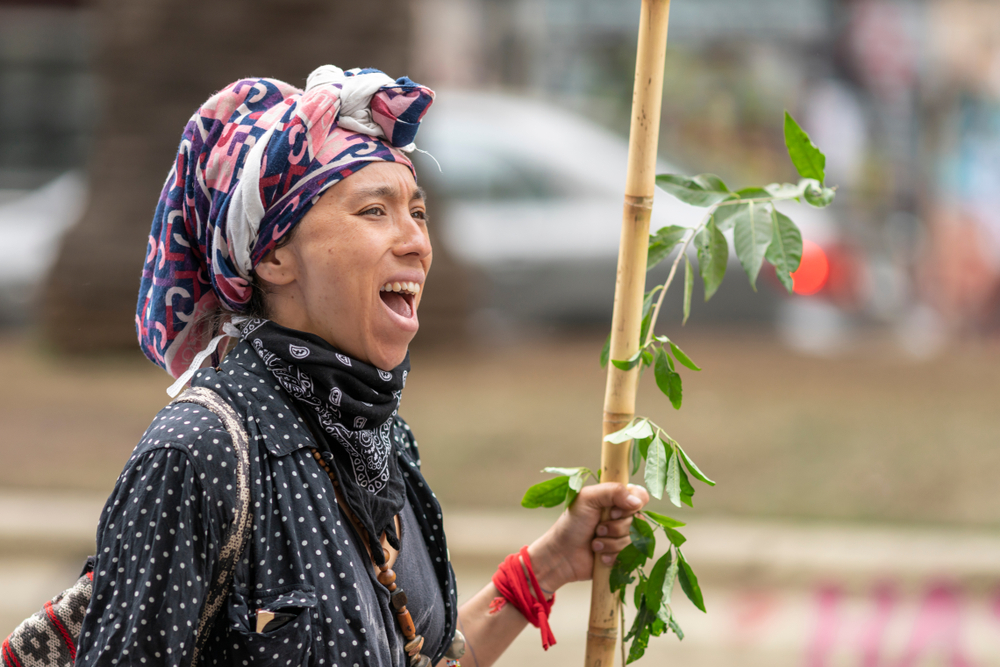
585,1,671,666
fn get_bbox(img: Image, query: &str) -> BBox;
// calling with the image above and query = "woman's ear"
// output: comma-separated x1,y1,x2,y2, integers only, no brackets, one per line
254,245,298,287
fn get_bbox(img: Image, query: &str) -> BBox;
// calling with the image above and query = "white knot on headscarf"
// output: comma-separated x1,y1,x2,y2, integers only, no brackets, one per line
305,65,416,152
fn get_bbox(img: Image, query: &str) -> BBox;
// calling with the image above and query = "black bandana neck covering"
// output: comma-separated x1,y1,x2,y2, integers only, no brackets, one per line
239,318,408,565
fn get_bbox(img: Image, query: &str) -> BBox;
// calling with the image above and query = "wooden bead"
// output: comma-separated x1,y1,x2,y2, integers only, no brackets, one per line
377,569,396,586
396,607,416,639
391,589,408,610
409,654,430,667
445,629,466,660
404,635,424,656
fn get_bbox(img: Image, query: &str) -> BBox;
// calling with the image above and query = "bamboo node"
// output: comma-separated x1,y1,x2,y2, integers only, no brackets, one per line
586,627,619,639
602,411,634,427
623,194,654,209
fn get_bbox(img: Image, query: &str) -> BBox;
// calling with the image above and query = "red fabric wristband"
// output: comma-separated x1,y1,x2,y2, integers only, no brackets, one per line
491,546,557,650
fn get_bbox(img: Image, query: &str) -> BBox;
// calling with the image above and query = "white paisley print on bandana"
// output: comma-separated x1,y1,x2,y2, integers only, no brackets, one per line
250,337,395,493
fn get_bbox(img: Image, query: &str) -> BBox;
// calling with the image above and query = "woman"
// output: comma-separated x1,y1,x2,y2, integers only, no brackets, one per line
77,66,649,667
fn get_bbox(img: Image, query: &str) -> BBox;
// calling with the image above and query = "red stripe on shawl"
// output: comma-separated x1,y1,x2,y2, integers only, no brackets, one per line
2,636,24,667
43,601,76,662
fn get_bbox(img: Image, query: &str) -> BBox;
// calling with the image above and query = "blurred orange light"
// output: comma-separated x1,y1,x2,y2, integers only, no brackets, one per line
792,240,830,296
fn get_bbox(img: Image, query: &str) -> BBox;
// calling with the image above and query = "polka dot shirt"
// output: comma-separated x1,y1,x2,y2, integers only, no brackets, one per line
76,342,458,667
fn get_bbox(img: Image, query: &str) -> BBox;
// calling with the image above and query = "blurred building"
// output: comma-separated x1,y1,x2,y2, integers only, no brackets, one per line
0,0,999,348
0,0,92,191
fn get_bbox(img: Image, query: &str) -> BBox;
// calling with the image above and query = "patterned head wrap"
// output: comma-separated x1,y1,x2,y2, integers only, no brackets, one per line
137,66,435,378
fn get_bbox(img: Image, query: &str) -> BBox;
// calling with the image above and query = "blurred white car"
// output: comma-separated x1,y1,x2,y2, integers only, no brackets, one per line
413,90,872,350
414,89,706,264
412,89,706,323
0,172,86,323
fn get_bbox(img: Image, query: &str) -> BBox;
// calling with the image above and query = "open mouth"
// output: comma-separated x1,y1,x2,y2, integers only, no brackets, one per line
379,281,420,319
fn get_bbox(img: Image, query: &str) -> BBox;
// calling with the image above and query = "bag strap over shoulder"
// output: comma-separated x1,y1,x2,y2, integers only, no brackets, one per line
170,386,252,666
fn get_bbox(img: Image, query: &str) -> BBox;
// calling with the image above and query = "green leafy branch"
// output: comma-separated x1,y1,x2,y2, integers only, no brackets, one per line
520,111,835,663
612,512,700,663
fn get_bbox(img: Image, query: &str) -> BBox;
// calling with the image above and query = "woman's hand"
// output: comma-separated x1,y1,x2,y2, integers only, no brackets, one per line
527,482,650,594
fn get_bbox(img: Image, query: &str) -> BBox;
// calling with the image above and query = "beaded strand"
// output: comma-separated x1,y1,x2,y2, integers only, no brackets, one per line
311,449,434,667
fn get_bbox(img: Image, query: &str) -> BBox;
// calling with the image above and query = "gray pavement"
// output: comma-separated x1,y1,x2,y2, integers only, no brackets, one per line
3,492,1000,666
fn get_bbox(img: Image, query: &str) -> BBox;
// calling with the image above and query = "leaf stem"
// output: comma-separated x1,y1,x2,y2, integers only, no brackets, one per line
621,602,627,666
643,210,713,347
714,192,803,207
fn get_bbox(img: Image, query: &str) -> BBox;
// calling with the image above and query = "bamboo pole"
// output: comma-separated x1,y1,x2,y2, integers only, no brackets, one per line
585,1,672,665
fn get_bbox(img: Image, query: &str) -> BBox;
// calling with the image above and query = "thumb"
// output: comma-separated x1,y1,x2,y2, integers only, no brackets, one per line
583,482,648,512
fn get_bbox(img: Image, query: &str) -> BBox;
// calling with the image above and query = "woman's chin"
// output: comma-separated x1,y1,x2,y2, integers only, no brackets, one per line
366,334,414,371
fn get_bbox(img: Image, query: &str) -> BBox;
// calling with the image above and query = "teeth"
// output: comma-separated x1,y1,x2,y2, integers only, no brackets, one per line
379,281,422,295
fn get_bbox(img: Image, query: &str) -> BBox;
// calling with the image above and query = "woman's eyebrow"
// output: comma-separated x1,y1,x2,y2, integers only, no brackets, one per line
349,185,425,202
352,185,398,200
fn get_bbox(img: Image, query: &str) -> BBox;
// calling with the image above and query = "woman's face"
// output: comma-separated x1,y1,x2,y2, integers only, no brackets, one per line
254,161,432,370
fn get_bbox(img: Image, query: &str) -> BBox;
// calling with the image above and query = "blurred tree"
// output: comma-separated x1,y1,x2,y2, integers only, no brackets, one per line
42,0,470,356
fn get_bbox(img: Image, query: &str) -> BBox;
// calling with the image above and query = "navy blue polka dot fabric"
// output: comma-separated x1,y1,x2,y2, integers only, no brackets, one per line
76,342,457,667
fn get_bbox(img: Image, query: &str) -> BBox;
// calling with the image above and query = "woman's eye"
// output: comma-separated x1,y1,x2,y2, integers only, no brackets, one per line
360,206,384,216
411,209,427,221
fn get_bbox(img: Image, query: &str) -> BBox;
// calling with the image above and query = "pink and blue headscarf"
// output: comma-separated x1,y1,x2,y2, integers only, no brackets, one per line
137,66,435,378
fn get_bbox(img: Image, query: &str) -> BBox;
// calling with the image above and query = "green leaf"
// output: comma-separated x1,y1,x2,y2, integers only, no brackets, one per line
677,444,716,486
735,186,772,199
630,438,642,476
537,467,592,505
733,201,773,291
695,217,728,301
642,287,659,318
610,561,635,593
765,208,803,293
599,332,610,368
664,554,679,605
636,435,653,460
654,348,683,409
521,476,570,508
638,286,660,342
766,181,807,199
663,526,687,547
644,436,667,500
665,449,682,507
668,615,685,640
682,255,693,325
677,549,706,612
645,551,671,613
678,464,695,507
541,466,588,478
630,517,656,558
633,573,647,609
605,419,653,444
641,349,654,368
655,173,732,207
615,543,648,574
647,225,688,271
611,347,643,371
712,201,743,232
803,180,835,208
669,341,701,371
569,468,594,506
625,604,655,664
644,509,686,529
784,111,826,183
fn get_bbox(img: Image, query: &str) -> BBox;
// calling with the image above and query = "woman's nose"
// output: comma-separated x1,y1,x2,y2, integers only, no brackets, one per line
396,214,432,259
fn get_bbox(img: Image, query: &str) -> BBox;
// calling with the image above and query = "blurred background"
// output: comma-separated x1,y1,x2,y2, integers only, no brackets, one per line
2,0,1000,664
